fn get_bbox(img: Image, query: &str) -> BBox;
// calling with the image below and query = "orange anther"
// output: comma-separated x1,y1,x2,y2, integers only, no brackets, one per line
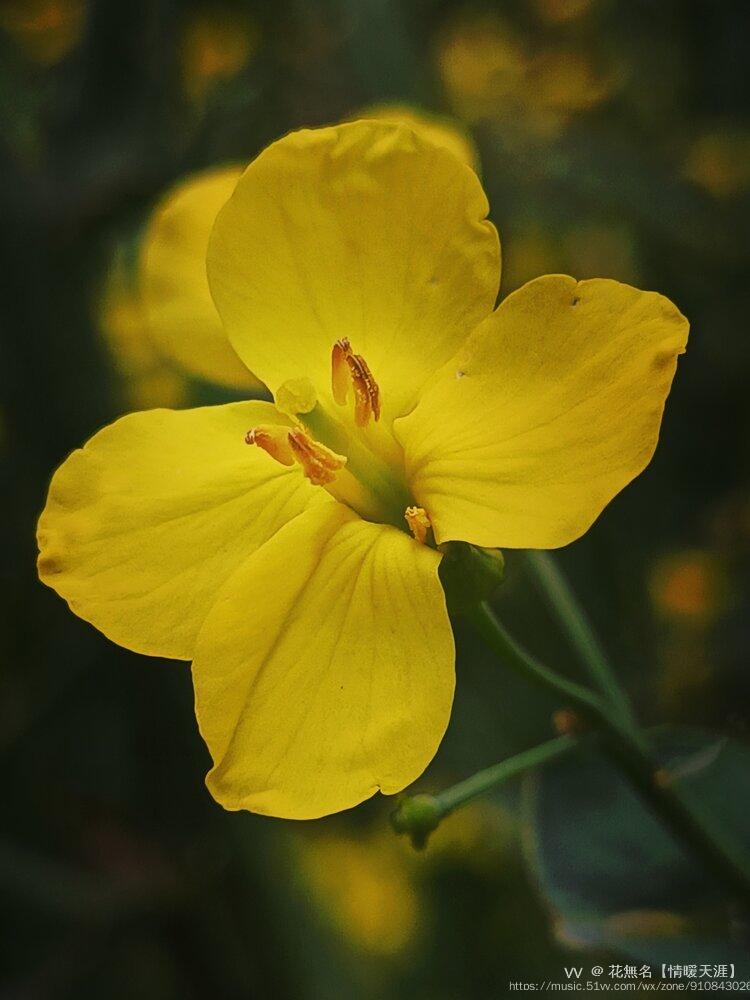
331,338,351,407
405,506,431,545
245,425,294,466
331,338,381,426
287,429,346,486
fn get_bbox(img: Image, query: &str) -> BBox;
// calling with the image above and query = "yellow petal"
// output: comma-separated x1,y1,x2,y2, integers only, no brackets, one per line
193,503,454,819
353,103,478,171
396,275,688,549
208,120,499,421
37,402,324,659
141,166,261,390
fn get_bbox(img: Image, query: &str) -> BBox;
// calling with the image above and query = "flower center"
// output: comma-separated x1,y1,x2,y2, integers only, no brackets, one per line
246,339,429,539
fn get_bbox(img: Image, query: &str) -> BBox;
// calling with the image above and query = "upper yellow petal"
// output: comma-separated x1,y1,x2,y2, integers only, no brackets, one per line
193,503,454,819
396,275,689,549
207,120,500,422
353,103,479,171
141,166,261,390
37,401,325,660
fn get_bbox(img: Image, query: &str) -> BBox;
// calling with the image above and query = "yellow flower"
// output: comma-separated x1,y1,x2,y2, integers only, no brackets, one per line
683,127,750,200
295,830,420,956
137,165,261,391
37,121,688,819
436,13,614,136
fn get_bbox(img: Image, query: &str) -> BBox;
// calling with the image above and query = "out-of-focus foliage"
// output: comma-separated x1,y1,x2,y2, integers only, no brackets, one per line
527,730,750,964
2,0,749,995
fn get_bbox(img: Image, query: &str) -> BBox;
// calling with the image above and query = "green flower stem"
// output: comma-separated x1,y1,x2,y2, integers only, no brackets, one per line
466,601,606,718
435,734,578,814
467,601,750,909
392,735,578,848
522,550,638,732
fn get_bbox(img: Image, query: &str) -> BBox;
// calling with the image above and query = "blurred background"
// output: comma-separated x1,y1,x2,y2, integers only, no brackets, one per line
2,1,750,996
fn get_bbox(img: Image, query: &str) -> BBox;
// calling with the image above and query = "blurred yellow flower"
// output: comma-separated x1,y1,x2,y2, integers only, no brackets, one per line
294,801,508,955
501,229,561,293
683,128,750,200
296,830,420,956
527,48,611,118
0,0,85,65
180,6,257,103
419,799,513,872
529,0,597,25
437,15,527,123
436,13,613,136
562,223,640,286
650,546,730,713
100,166,262,404
39,121,687,819
503,223,639,294
99,251,187,412
139,166,260,390
650,550,725,623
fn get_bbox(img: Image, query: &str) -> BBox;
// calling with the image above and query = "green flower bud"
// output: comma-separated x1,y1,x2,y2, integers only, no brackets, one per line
390,794,442,850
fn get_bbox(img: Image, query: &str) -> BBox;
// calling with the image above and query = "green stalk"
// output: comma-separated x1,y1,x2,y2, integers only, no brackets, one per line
522,550,637,731
466,602,750,909
435,735,578,815
392,735,578,848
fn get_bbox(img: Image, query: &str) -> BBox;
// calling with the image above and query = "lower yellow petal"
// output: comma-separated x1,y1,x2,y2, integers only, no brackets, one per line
37,402,324,659
396,275,688,549
193,504,454,819
141,166,261,390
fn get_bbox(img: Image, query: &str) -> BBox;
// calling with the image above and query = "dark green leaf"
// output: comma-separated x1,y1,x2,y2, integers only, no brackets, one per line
524,727,750,968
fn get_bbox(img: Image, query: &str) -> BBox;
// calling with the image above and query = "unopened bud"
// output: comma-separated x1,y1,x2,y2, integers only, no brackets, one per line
390,794,441,850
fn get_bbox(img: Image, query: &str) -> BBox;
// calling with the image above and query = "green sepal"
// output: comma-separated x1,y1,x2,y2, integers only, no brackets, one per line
439,542,505,615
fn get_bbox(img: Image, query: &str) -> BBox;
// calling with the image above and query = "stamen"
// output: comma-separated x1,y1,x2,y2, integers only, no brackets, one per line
288,429,346,486
331,337,381,427
245,425,294,466
405,506,431,545
331,339,351,407
247,423,347,487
